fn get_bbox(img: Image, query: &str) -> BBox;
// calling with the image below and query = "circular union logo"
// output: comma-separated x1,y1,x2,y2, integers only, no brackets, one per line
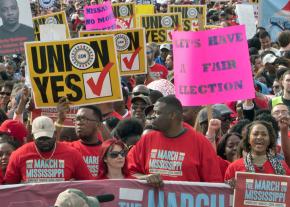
161,16,173,28
70,43,96,70
45,17,58,24
115,34,130,51
187,8,198,18
119,6,129,17
39,0,56,9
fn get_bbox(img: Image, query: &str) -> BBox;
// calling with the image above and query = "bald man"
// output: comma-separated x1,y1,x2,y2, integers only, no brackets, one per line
0,0,34,40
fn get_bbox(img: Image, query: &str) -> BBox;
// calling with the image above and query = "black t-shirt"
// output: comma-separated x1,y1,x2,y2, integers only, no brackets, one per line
0,24,34,41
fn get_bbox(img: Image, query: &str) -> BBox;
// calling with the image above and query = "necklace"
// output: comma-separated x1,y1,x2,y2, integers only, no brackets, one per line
251,153,267,167
34,143,57,160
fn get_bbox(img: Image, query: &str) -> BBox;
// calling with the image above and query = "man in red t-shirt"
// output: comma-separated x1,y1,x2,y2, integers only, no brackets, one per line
69,105,104,178
145,44,168,85
56,103,104,178
4,116,92,184
127,96,223,185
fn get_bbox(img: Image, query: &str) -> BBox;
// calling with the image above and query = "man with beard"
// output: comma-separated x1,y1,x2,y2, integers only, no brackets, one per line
127,96,223,186
4,116,92,184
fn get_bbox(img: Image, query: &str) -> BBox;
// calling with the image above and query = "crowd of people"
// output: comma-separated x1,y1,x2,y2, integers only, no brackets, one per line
0,0,290,197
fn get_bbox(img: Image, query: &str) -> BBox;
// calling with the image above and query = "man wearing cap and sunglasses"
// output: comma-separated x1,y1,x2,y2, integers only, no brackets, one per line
4,116,92,184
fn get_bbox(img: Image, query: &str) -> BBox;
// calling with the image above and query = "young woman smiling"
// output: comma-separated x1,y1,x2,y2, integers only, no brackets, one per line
225,121,290,182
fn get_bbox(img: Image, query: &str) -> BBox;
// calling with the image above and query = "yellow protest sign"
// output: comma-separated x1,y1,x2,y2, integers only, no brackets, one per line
112,2,136,29
80,28,146,76
33,11,70,41
135,5,154,27
139,13,182,44
135,4,154,16
25,36,122,108
168,5,206,31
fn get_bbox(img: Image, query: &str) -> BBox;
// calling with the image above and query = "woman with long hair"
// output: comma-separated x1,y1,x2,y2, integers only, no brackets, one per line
98,139,134,179
225,121,290,182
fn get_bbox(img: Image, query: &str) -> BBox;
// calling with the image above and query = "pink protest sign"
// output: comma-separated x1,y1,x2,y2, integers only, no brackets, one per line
172,25,255,106
84,2,116,30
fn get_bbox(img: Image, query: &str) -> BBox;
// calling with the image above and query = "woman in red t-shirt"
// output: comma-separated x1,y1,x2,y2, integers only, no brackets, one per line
98,139,134,179
225,121,290,182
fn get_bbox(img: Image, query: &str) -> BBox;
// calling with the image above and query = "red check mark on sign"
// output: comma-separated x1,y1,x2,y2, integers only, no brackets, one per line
122,47,142,70
124,16,133,28
86,62,114,96
168,26,179,40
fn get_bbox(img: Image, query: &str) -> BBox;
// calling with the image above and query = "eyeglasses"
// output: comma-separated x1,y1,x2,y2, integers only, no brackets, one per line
132,92,149,96
146,51,153,55
73,116,98,123
272,110,289,117
0,92,11,96
132,103,147,110
107,150,127,158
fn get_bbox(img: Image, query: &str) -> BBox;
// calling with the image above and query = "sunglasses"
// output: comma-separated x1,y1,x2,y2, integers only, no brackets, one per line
108,150,127,158
132,91,149,96
0,92,11,96
146,51,153,55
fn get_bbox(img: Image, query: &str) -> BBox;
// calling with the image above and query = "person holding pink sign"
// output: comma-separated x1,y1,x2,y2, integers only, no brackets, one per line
225,121,290,183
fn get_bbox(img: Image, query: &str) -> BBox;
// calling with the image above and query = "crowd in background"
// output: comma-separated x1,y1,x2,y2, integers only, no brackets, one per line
0,0,290,191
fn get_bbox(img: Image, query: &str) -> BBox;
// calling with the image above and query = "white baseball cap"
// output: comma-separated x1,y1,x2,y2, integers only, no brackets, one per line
160,44,171,51
32,116,55,139
262,54,277,65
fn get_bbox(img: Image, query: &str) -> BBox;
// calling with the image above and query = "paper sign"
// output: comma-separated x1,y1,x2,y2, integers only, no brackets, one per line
25,35,122,108
139,13,182,44
112,2,136,29
84,1,116,31
168,5,207,31
31,107,78,127
40,24,66,41
80,28,147,76
172,25,255,106
32,11,70,41
0,0,34,55
234,172,290,207
0,180,233,207
258,0,290,41
236,4,256,39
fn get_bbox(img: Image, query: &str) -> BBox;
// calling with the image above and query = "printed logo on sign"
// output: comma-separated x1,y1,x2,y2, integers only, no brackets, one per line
161,16,173,28
45,17,58,24
115,34,130,51
187,8,198,18
70,43,96,70
119,6,129,17
39,0,56,9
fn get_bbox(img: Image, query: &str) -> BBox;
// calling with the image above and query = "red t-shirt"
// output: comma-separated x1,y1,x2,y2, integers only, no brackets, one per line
127,128,223,182
0,170,3,184
218,156,230,179
4,142,93,184
224,158,290,181
68,140,102,178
